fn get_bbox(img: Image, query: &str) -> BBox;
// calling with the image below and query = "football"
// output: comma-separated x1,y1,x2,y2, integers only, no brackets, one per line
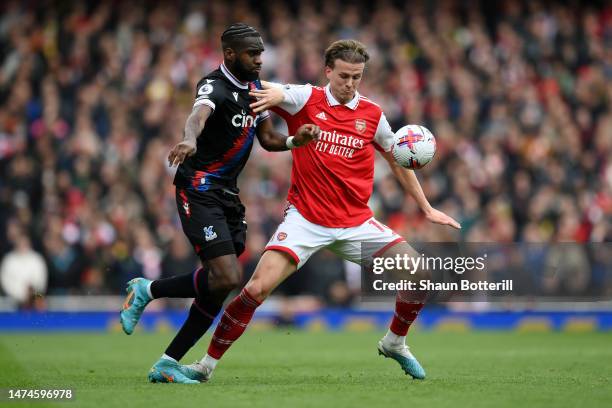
392,125,437,169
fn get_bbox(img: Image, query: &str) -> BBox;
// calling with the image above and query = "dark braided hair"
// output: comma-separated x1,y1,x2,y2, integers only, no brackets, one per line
221,23,261,49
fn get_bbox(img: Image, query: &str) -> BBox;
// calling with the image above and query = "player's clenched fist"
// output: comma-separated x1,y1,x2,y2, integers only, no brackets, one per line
293,124,320,146
167,140,197,167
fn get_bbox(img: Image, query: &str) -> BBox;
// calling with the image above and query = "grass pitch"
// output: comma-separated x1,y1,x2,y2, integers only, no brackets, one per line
0,330,610,408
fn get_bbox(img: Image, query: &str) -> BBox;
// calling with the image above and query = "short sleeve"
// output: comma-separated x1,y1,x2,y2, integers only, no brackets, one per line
267,82,312,115
256,110,271,125
193,79,224,111
373,112,395,152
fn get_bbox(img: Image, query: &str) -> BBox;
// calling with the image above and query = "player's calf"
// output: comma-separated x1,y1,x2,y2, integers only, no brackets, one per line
378,289,427,379
376,242,428,379
193,251,297,380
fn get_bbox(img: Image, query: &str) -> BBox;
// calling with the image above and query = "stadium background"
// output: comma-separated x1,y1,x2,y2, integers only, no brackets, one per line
0,0,611,331
1,2,611,407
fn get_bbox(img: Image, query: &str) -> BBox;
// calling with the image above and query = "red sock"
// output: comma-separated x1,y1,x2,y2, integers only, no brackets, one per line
389,291,426,336
207,288,261,360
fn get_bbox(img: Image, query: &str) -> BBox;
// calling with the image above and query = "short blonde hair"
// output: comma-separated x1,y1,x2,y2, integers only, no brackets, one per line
324,39,370,68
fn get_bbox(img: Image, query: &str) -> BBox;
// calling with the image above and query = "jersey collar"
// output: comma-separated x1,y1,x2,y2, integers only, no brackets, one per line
220,63,249,90
324,84,360,110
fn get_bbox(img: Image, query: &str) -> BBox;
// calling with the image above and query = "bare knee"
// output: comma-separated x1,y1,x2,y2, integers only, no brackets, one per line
245,277,271,303
206,255,243,293
244,250,296,303
213,268,243,292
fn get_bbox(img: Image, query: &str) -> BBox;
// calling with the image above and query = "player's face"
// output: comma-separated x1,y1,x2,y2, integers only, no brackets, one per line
228,37,264,82
325,59,365,104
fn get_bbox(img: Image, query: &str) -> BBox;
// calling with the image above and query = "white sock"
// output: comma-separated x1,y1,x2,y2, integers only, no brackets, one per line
199,354,218,371
161,354,177,363
146,282,154,299
382,330,405,347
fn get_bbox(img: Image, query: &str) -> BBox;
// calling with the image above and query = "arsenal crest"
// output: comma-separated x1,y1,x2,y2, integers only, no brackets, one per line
355,119,366,133
277,232,287,241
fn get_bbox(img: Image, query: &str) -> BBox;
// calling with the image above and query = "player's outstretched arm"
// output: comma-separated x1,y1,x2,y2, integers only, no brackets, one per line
249,86,285,113
256,119,320,152
259,80,275,89
250,82,311,114
168,105,212,167
380,150,461,230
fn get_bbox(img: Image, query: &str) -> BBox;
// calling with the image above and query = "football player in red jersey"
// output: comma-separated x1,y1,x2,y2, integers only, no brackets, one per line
183,40,460,382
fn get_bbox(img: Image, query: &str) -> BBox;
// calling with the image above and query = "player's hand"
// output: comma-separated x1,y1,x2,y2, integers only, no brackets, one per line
249,87,284,113
424,207,461,230
293,124,320,147
168,140,197,167
259,80,274,89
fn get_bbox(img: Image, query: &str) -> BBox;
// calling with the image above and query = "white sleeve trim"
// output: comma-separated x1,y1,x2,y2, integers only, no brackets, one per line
374,112,394,152
257,110,271,124
193,98,215,111
280,84,312,115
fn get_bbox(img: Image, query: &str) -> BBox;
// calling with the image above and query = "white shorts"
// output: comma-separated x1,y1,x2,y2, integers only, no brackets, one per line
265,205,405,268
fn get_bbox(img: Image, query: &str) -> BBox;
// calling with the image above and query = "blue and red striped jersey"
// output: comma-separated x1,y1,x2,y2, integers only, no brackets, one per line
174,64,270,193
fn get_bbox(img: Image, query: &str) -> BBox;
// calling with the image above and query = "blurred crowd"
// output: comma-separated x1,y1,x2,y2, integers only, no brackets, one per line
0,0,611,308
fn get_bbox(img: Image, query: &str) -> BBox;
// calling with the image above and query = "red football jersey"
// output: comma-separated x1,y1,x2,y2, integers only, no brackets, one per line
272,84,394,227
